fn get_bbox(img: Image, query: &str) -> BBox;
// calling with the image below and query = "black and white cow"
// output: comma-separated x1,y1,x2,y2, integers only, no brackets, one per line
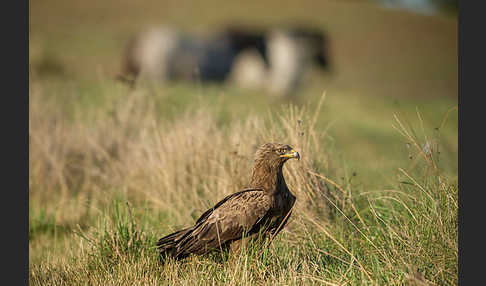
118,25,330,96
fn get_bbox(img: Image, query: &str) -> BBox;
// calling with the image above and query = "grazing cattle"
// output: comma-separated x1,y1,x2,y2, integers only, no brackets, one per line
118,25,330,96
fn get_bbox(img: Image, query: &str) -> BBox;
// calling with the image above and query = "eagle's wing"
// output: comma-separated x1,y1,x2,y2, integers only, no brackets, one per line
168,188,272,258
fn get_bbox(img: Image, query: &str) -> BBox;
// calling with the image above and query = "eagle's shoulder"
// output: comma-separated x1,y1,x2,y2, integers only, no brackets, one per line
195,188,270,225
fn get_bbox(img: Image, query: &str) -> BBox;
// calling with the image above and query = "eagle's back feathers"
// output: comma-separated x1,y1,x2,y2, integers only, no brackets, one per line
158,189,272,259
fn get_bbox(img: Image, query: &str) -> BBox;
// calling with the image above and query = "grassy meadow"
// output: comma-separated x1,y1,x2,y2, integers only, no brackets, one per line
30,1,458,285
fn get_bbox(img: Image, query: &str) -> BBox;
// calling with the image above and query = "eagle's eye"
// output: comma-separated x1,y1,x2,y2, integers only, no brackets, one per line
277,148,287,154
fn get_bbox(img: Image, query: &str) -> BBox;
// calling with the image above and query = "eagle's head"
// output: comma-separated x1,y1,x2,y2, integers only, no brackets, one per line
255,142,300,167
249,142,300,191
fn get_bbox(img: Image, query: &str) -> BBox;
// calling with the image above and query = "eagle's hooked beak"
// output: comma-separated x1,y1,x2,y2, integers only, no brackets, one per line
280,149,300,160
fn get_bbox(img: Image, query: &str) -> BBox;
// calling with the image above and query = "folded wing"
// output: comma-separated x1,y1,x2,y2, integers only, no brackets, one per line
157,188,272,259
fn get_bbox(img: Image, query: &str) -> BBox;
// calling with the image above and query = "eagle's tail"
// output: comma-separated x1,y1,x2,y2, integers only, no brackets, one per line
157,227,192,259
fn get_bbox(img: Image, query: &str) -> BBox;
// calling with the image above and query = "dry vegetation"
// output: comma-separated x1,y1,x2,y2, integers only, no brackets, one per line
29,86,457,285
29,0,458,283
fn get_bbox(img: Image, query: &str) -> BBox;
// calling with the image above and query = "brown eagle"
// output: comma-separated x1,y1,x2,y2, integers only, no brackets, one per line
157,142,299,259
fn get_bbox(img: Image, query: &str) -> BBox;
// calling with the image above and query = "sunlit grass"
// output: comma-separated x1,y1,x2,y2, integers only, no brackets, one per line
29,82,457,285
29,0,457,283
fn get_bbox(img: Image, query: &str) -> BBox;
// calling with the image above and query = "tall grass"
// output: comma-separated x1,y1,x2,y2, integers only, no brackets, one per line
29,87,457,285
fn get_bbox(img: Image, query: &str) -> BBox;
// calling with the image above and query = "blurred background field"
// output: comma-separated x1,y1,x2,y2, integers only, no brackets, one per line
29,0,458,285
30,0,458,181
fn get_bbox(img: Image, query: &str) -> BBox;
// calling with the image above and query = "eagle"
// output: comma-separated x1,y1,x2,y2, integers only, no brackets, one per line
157,142,300,260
